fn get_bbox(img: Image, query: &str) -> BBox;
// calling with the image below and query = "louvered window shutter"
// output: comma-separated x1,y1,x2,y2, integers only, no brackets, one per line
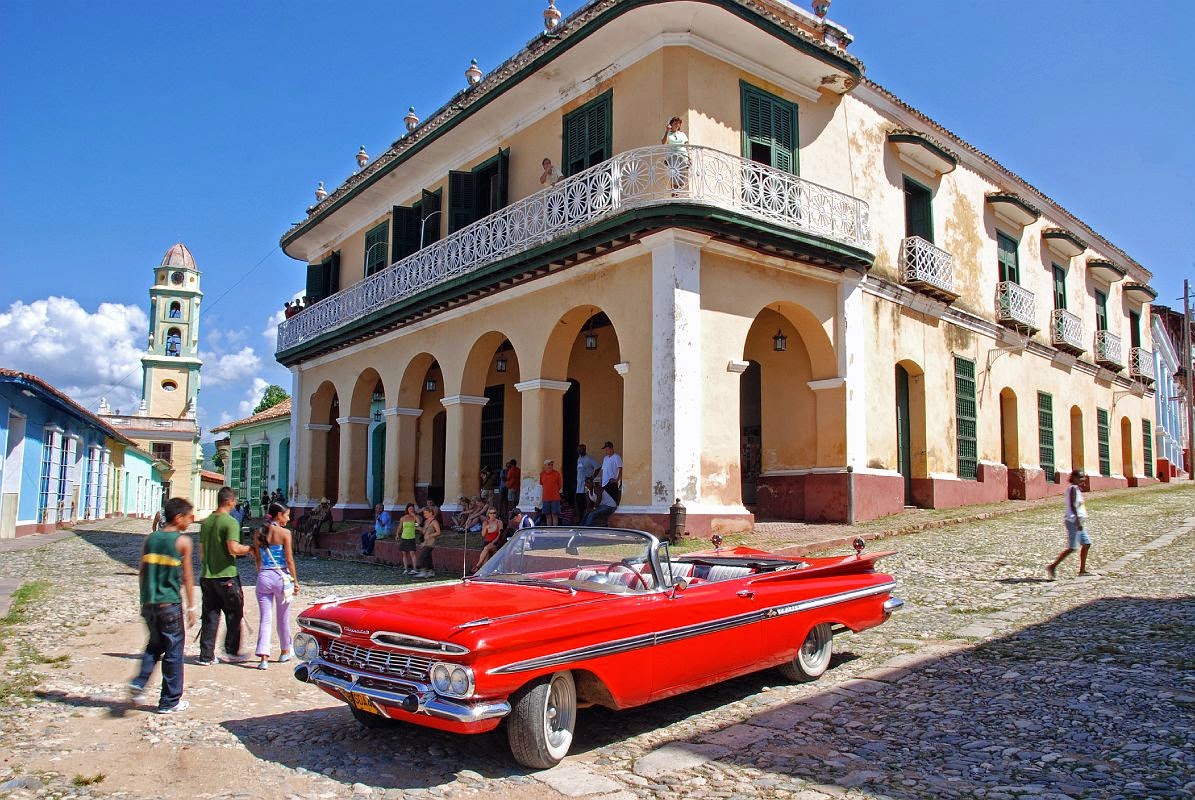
496,149,510,209
448,171,476,233
305,263,324,304
391,205,418,261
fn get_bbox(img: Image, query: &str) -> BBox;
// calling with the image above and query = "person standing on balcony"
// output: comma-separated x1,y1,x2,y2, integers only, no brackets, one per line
540,157,563,186
661,116,688,192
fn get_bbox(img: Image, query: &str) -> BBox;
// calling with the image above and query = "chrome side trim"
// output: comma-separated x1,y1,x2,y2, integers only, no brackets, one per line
490,581,897,675
302,659,510,723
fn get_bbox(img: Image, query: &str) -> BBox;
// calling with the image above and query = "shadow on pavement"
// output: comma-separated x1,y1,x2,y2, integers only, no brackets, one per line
34,688,137,719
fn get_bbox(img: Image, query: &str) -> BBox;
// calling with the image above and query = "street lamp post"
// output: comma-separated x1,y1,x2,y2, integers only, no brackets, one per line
420,210,443,250
1184,279,1194,480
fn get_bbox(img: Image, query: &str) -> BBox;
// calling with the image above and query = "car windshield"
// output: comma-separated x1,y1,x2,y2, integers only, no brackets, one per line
474,527,659,594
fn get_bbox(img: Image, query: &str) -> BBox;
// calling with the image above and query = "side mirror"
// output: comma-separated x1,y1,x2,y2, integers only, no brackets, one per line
670,578,689,598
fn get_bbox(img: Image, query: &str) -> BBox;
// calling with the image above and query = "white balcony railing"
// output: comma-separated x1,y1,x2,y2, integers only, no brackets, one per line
278,145,871,351
1129,347,1155,381
1050,308,1083,352
900,236,956,298
995,280,1036,331
1094,330,1124,368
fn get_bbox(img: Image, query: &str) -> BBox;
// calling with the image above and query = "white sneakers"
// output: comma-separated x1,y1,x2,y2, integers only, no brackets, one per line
157,699,190,715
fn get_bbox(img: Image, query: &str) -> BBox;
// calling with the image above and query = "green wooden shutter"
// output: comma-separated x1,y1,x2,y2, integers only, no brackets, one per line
1038,392,1056,483
1052,265,1067,310
954,356,978,480
448,170,476,233
249,443,267,512
391,205,418,261
1142,420,1153,478
1097,408,1110,476
496,148,510,209
305,263,324,304
364,222,388,277
325,251,341,298
562,91,612,176
1129,311,1141,348
1095,290,1108,332
741,82,798,174
230,447,247,495
421,189,442,247
903,177,933,241
997,232,1020,284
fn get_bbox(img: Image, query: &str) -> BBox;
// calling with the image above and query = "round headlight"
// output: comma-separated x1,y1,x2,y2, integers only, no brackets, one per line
431,663,452,694
449,667,470,695
293,633,318,661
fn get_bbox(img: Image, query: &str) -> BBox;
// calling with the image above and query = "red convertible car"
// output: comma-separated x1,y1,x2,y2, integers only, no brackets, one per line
292,527,901,768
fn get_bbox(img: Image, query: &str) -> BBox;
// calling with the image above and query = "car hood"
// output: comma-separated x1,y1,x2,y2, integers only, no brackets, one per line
302,580,608,642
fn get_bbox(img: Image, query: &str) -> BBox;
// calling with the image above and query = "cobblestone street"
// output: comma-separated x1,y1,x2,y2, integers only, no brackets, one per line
0,484,1191,800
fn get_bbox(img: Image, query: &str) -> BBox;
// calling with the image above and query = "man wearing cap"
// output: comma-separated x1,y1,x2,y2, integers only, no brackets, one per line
600,441,623,504
539,458,563,526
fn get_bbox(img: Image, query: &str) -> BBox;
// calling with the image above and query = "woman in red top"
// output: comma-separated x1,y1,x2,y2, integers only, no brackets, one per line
539,459,563,526
472,507,502,572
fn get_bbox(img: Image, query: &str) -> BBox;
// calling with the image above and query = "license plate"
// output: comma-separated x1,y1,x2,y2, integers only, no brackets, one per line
348,691,380,715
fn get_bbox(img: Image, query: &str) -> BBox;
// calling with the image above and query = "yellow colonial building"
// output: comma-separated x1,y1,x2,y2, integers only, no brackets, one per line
276,0,1157,533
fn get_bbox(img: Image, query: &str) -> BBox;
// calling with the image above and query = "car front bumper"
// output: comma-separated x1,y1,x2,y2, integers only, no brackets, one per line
295,658,511,726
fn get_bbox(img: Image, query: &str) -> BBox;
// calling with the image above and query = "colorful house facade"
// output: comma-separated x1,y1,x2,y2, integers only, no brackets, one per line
210,398,292,515
274,0,1158,532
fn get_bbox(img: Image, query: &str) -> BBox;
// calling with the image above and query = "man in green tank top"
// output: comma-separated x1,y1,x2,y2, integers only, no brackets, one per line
130,496,197,713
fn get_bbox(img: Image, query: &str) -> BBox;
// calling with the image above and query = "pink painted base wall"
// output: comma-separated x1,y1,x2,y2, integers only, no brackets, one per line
757,472,906,524
1008,468,1068,500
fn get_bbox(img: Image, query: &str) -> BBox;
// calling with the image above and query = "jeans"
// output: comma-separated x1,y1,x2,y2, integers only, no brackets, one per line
254,570,292,658
583,505,616,527
133,603,185,710
361,529,376,555
199,575,244,660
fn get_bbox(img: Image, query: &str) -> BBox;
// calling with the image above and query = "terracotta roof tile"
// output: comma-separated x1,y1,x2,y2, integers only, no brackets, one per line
210,398,292,433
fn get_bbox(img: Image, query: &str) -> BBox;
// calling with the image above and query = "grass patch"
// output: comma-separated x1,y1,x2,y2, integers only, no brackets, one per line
0,580,56,703
71,773,106,787
1,580,51,626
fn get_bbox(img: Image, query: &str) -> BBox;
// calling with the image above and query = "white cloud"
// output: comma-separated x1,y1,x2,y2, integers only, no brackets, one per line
237,377,271,417
200,346,261,387
262,291,302,343
0,296,147,412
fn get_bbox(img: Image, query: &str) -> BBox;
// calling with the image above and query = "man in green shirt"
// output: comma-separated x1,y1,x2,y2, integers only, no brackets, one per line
130,496,196,713
198,487,251,665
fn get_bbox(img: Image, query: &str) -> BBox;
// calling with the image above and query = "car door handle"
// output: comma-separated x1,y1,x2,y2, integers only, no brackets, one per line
736,589,754,599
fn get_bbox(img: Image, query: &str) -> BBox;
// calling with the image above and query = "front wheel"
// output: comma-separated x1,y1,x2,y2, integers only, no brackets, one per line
777,622,833,682
507,671,577,768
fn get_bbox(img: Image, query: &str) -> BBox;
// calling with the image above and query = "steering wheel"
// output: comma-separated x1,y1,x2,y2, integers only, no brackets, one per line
604,563,648,590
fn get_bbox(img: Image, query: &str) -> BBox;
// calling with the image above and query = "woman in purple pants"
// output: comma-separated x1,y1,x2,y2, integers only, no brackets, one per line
251,502,300,670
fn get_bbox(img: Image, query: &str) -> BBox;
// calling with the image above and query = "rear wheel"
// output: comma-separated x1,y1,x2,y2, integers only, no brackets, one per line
507,671,577,768
777,622,833,682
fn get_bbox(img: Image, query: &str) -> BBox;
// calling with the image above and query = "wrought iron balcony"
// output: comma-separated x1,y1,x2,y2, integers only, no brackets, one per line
278,145,871,352
1050,308,1084,354
1129,347,1155,382
995,281,1037,333
1094,330,1124,370
900,236,957,301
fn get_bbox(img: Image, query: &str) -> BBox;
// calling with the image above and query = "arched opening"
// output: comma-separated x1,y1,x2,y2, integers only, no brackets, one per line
740,360,762,506
277,437,290,500
542,308,624,518
1070,406,1084,473
895,360,928,507
165,327,182,357
999,388,1019,468
414,360,445,506
431,411,446,505
168,301,181,319
307,382,339,504
370,422,385,507
1120,417,1133,477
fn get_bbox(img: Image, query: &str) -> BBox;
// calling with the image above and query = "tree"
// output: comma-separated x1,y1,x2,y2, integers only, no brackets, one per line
211,450,225,473
254,384,290,414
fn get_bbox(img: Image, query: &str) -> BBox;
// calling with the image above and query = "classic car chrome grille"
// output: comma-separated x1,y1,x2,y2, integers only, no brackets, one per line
325,640,434,680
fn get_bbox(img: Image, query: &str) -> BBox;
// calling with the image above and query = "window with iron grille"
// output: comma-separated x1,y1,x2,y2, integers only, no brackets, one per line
151,442,172,462
480,385,505,473
39,428,61,521
1038,392,1055,483
1143,420,1153,478
954,356,977,479
1097,408,1110,476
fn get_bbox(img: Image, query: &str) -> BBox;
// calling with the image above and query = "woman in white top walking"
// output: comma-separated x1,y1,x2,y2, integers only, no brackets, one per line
1047,469,1093,579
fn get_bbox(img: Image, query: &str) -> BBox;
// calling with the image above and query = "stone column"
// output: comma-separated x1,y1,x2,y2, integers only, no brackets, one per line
335,416,371,515
838,274,866,470
808,378,847,467
514,379,571,509
301,423,331,507
648,229,710,510
440,395,488,513
383,407,421,509
288,367,301,503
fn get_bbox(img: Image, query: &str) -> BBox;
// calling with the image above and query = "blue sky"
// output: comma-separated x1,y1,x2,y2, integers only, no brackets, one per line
1,0,1192,441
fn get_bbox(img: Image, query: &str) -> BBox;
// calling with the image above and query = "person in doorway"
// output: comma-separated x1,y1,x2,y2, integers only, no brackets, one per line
415,505,441,578
251,502,299,670
1048,469,1094,579
539,157,564,187
574,444,598,522
600,441,623,504
130,496,197,713
479,464,497,506
197,487,252,665
539,459,563,526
